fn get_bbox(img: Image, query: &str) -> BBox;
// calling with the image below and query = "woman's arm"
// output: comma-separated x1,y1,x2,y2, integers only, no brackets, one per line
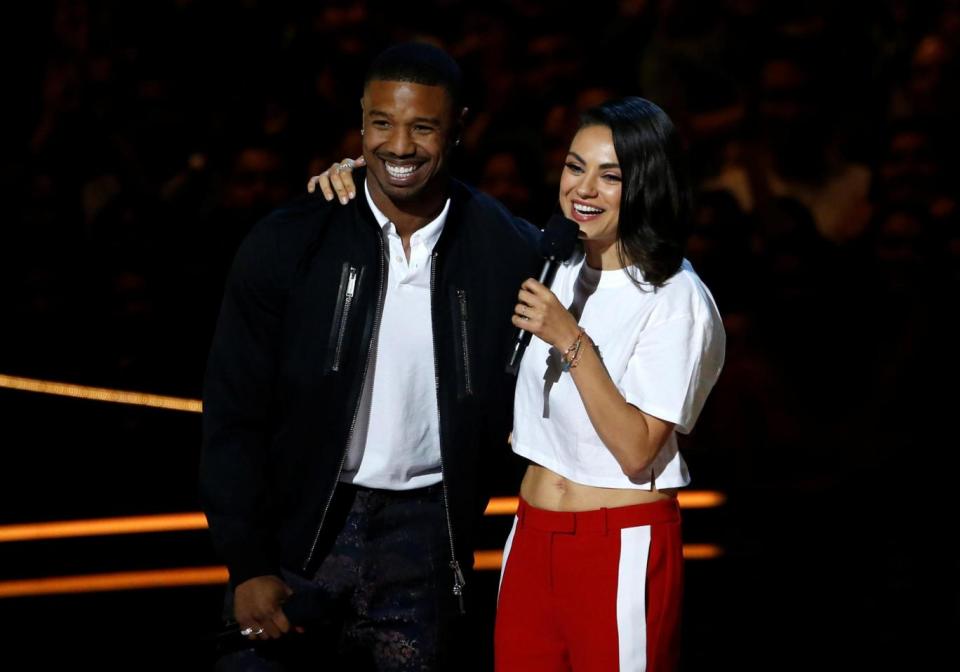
514,278,675,479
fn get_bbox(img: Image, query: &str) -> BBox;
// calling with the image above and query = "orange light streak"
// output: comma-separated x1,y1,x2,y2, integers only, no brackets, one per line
474,550,504,571
677,490,727,509
484,497,520,515
682,544,725,560
0,567,228,598
0,513,209,543
0,544,725,599
1,492,726,544
0,374,201,413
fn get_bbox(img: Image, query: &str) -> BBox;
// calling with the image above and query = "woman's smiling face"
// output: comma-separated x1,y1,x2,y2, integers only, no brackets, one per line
559,124,623,257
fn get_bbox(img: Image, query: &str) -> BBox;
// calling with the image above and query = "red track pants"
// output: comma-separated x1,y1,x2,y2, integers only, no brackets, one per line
494,497,683,672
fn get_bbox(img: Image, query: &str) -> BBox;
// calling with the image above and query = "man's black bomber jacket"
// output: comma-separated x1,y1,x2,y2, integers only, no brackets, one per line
199,169,541,612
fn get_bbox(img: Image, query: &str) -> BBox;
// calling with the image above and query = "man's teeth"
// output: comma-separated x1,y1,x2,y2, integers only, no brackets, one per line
386,163,417,178
574,203,603,214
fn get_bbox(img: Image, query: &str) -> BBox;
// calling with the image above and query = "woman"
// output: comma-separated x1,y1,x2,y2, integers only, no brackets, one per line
493,98,724,672
309,96,725,672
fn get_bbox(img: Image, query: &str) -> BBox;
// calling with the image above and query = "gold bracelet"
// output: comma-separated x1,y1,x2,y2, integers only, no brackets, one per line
560,328,585,372
568,332,589,370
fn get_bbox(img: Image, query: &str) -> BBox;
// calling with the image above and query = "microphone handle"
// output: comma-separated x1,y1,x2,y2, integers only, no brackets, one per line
538,257,560,286
506,258,560,375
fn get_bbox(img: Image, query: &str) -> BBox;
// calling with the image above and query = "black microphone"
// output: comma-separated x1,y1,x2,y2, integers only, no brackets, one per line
505,214,580,375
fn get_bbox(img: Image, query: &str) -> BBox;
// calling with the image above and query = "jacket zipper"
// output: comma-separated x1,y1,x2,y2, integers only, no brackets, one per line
457,289,473,397
330,266,359,372
303,234,386,571
434,251,467,613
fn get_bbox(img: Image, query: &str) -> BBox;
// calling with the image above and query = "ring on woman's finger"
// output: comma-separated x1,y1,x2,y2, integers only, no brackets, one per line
240,625,265,636
340,158,355,170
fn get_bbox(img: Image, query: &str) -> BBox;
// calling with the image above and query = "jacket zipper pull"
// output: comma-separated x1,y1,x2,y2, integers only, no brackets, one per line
450,560,466,614
345,267,358,298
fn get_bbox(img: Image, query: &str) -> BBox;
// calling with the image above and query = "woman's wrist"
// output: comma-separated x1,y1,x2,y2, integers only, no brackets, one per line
560,327,587,372
554,324,582,352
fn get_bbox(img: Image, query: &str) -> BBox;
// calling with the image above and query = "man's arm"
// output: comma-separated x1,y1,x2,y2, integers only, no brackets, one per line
199,220,293,639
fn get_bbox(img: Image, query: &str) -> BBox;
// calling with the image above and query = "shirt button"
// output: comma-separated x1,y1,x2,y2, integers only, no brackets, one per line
395,255,404,263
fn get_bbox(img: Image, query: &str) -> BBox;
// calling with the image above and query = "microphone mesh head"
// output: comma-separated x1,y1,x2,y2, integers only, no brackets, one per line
539,214,580,261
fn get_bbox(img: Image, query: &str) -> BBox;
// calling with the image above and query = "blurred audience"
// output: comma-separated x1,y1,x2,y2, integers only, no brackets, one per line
2,0,956,497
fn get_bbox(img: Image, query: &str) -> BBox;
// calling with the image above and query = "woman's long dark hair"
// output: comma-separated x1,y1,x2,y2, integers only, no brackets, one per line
580,97,692,288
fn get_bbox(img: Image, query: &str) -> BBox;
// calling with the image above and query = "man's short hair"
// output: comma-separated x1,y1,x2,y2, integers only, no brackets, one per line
364,42,464,110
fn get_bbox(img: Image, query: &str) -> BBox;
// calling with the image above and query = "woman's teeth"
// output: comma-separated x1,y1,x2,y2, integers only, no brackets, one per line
574,203,603,215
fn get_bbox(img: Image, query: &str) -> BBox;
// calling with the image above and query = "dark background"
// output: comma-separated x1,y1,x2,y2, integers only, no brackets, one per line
1,1,958,669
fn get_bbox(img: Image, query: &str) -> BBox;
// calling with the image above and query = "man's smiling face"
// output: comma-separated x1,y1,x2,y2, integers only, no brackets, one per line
361,79,461,205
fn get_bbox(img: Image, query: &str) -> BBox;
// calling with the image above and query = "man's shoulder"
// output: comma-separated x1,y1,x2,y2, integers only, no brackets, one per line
252,193,349,239
231,194,363,281
450,179,516,225
242,192,369,260
450,179,540,250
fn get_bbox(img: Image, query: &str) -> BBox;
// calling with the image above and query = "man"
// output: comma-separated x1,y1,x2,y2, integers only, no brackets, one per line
200,43,540,670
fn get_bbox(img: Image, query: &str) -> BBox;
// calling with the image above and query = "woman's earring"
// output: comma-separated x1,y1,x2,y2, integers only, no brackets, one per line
360,128,365,136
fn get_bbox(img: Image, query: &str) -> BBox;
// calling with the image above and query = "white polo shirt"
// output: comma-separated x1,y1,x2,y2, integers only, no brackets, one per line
339,182,450,490
512,252,725,490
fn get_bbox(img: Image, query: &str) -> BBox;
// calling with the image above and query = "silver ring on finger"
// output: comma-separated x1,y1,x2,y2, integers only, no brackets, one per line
240,625,265,636
340,158,355,170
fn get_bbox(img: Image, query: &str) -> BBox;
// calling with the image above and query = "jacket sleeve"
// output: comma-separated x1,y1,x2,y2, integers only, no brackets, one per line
476,210,543,512
199,220,286,586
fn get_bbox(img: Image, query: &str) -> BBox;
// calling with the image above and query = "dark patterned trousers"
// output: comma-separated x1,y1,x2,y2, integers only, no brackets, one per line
216,483,460,672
